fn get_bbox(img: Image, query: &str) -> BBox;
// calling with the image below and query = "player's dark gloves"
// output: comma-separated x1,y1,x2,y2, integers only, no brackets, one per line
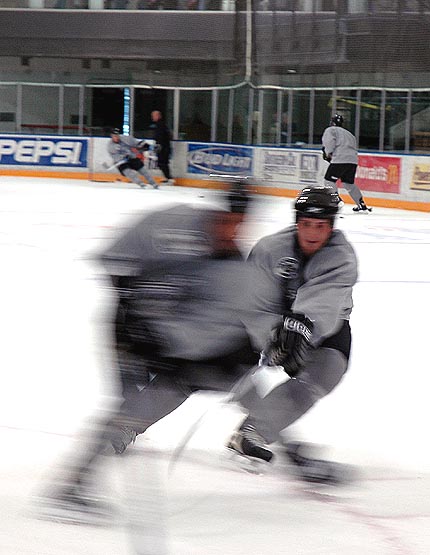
322,147,332,162
263,313,314,378
136,141,151,151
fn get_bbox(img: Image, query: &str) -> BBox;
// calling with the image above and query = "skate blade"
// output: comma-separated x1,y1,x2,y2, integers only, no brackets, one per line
31,498,115,527
225,447,270,475
288,461,358,487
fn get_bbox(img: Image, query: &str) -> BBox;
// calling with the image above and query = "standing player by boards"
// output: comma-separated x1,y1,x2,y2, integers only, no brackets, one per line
228,186,358,482
107,128,158,189
151,110,174,184
322,114,372,213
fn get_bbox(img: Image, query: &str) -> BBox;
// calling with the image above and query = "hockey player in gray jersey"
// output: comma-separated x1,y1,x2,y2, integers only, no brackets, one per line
107,128,158,189
36,182,285,524
229,185,358,481
322,114,371,212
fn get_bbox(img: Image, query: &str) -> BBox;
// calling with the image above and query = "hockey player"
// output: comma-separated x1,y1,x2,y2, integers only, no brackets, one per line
107,128,158,189
103,182,264,454
36,182,284,523
229,185,358,481
322,114,372,212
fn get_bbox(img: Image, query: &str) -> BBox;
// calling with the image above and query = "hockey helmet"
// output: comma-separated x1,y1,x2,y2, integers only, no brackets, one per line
330,114,344,127
111,127,121,135
227,180,251,214
295,186,340,222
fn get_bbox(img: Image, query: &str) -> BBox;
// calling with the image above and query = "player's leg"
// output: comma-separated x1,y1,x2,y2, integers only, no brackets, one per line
118,161,147,187
341,164,372,211
323,165,344,205
120,159,157,188
121,167,148,187
35,374,191,523
230,347,348,460
110,372,192,453
342,181,371,211
137,165,158,188
323,164,339,192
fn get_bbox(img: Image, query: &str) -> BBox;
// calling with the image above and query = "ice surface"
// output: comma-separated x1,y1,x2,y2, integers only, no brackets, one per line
0,176,429,554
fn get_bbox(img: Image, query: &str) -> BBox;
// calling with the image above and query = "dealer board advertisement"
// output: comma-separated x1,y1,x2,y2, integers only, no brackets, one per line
356,154,400,193
0,135,88,167
410,162,430,191
187,143,253,176
255,148,321,187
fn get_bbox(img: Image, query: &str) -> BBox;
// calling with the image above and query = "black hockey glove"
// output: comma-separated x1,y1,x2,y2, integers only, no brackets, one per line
263,313,314,378
322,147,332,163
136,141,151,152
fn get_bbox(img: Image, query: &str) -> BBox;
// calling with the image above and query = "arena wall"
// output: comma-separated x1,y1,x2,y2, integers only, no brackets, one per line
0,134,429,211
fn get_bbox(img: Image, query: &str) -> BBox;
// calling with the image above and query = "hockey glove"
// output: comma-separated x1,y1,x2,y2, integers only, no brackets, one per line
263,313,314,378
136,141,151,152
322,147,332,162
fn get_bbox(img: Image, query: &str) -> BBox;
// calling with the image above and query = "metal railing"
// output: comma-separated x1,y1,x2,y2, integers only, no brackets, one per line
0,1,235,10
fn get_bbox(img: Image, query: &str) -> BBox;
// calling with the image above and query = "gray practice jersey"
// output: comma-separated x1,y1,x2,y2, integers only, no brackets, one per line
248,226,358,347
101,204,277,361
322,125,358,165
107,135,145,164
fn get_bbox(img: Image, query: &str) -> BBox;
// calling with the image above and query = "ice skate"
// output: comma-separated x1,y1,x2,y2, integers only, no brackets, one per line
284,441,356,486
352,199,372,213
35,484,115,526
228,423,274,464
110,424,137,455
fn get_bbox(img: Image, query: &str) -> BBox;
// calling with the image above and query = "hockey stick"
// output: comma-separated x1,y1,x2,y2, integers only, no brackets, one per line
101,159,127,172
102,152,157,171
167,362,289,475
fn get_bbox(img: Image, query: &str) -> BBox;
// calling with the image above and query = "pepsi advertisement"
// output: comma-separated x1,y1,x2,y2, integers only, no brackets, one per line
0,136,88,167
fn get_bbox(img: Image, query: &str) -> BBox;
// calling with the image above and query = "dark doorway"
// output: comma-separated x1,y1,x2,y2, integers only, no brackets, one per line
91,87,124,135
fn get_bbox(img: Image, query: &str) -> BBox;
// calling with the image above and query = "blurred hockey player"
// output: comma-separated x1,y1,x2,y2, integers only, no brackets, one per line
228,186,358,482
36,181,280,523
322,114,372,212
103,182,259,454
107,128,158,189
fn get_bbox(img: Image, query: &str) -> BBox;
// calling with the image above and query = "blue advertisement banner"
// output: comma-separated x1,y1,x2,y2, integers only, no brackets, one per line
187,143,253,176
0,136,88,167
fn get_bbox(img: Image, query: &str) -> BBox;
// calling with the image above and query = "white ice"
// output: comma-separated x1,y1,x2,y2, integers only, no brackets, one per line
0,176,429,554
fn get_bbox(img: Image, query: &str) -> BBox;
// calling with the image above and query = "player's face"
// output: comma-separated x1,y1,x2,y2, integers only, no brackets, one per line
296,217,333,256
111,134,120,143
212,212,244,252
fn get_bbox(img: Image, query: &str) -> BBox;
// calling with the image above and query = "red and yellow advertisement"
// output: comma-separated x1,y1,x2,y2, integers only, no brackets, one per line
410,163,430,191
356,155,401,193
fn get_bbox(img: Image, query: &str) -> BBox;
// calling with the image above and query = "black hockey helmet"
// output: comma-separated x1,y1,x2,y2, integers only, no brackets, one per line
295,186,340,222
111,127,121,135
330,114,344,127
209,174,252,214
227,180,251,214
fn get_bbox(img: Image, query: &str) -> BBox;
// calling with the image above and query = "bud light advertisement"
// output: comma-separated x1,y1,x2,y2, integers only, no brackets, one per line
187,143,253,176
